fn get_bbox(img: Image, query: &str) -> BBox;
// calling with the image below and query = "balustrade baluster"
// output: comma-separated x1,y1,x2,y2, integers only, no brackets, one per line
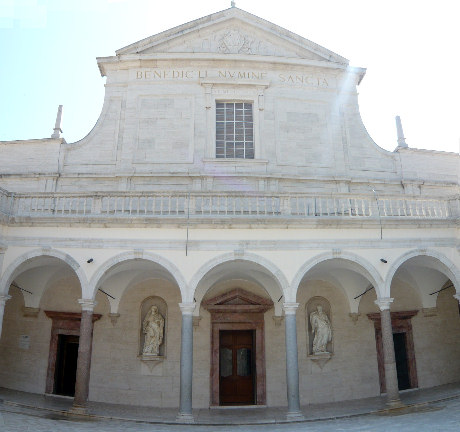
383,200,388,217
3,193,451,221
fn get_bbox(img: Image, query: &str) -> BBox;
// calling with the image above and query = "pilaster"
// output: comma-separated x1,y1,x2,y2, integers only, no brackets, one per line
0,294,12,339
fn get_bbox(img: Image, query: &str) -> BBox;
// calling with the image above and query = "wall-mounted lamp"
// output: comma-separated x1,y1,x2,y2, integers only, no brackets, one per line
87,258,94,263
380,258,388,263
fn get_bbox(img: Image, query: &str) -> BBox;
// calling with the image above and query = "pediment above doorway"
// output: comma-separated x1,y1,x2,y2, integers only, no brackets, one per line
202,288,273,313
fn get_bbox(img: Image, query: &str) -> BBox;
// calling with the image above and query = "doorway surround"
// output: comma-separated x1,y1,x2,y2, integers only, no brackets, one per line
44,311,101,395
202,288,273,406
367,310,418,393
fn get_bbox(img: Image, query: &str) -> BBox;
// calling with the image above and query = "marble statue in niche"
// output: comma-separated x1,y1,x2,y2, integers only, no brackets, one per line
310,305,332,354
306,296,333,357
142,305,164,356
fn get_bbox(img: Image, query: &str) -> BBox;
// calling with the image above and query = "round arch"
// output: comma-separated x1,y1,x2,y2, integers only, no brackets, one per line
87,251,187,302
384,249,460,297
291,251,384,301
0,248,88,297
189,252,289,313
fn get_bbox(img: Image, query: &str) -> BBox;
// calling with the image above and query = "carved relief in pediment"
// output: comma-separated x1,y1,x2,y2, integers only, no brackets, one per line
218,30,254,54
145,27,313,59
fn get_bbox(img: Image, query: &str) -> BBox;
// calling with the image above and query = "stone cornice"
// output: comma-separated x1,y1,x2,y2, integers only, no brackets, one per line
396,147,460,157
44,310,102,322
3,217,458,230
98,53,350,72
1,172,457,189
2,235,458,251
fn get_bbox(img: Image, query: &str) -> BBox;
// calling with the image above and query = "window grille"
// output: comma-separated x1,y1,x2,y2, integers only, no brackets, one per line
216,102,254,159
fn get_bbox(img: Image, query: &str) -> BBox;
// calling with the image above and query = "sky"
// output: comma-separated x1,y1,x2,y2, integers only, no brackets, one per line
0,0,459,154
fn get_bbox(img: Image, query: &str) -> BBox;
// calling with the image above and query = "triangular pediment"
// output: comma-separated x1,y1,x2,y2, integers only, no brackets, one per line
202,288,273,313
116,8,348,65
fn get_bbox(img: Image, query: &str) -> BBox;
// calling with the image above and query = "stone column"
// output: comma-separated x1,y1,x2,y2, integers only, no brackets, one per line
0,295,12,339
375,297,402,407
283,302,304,420
454,293,460,304
71,299,97,414
176,302,196,423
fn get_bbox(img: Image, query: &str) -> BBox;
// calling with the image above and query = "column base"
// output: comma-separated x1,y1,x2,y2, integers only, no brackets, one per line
176,412,194,423
286,410,305,421
69,405,88,415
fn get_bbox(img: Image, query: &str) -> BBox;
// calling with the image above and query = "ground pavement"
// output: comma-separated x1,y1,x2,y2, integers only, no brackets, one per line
1,383,459,431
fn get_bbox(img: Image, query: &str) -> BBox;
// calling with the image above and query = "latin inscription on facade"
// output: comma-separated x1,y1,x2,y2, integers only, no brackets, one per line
134,69,330,88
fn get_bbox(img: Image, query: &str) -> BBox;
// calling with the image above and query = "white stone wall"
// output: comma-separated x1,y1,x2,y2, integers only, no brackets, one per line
90,280,182,407
297,281,380,404
1,61,458,195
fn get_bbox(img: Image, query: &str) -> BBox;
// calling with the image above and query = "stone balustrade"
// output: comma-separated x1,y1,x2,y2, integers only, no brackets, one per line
0,189,457,222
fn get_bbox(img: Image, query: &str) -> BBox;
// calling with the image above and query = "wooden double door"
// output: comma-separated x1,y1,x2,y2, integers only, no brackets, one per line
219,330,255,405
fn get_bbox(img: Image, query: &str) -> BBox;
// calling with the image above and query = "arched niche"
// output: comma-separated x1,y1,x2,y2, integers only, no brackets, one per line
139,296,167,360
306,296,333,358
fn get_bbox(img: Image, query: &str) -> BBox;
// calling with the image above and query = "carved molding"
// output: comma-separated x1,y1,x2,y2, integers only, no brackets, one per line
272,315,284,327
192,316,202,327
138,354,164,362
349,312,360,324
108,313,120,325
367,310,419,325
308,352,332,369
44,310,102,323
422,307,438,317
23,307,40,318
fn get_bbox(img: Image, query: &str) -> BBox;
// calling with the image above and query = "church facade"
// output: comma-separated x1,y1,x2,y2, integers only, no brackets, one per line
0,7,459,421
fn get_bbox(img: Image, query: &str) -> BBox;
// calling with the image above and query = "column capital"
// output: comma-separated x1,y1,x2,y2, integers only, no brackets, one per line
454,293,460,303
0,294,12,305
179,302,196,315
374,297,394,311
283,302,300,315
78,299,97,311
